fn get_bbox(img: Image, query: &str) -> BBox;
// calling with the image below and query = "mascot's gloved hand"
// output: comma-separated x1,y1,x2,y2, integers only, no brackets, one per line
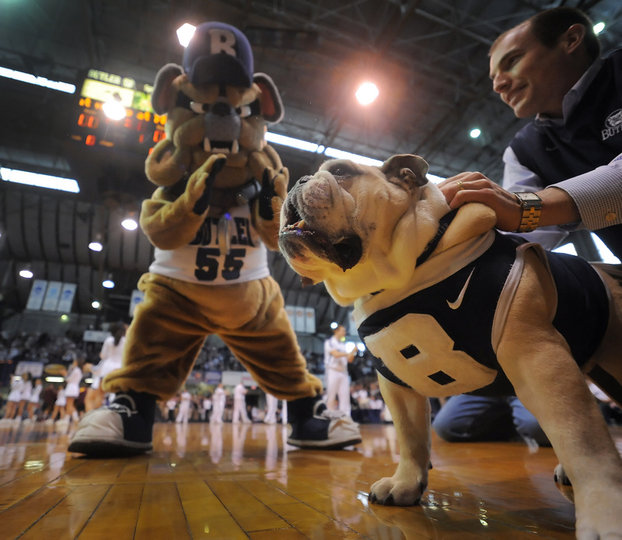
192,155,227,215
140,153,227,250
248,147,289,251
258,165,288,221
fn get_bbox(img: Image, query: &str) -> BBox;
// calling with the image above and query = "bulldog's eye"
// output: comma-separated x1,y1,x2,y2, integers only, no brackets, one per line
328,163,356,177
190,101,210,114
236,105,252,118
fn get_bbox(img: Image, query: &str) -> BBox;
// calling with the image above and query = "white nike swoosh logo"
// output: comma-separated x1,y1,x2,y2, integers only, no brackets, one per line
446,268,475,310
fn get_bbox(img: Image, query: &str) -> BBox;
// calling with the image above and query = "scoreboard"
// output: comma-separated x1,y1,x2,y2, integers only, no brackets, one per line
71,69,166,151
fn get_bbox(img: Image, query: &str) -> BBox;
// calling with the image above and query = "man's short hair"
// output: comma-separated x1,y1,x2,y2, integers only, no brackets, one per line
491,7,601,61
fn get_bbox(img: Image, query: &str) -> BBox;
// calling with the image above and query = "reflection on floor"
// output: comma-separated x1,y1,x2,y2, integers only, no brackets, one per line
1,420,620,538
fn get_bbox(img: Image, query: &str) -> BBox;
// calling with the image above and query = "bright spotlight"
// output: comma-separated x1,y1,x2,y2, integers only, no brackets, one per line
91,300,102,309
177,23,197,47
19,268,34,279
355,81,379,106
88,240,103,252
121,217,138,231
330,321,339,330
469,128,482,139
593,22,605,35
102,94,126,121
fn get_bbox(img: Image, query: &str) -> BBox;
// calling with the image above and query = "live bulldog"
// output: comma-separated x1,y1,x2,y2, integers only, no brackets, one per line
278,154,622,539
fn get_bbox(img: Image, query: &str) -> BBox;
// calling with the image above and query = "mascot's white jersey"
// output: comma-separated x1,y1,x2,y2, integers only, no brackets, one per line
149,205,269,285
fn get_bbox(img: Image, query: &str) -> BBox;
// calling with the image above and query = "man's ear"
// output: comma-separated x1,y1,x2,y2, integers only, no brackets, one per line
381,154,429,188
563,23,586,55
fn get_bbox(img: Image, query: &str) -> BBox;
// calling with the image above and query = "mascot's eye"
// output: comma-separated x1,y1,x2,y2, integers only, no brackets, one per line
237,105,252,118
190,101,210,114
328,163,357,178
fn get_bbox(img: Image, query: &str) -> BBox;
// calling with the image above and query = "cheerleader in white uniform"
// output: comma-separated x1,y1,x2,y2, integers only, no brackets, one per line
176,389,192,424
85,323,127,411
24,378,43,423
210,383,226,424
15,372,33,422
1,374,24,422
47,387,67,423
63,354,86,422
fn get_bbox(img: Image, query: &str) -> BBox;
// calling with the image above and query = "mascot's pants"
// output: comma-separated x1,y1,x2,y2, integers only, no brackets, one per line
103,272,323,401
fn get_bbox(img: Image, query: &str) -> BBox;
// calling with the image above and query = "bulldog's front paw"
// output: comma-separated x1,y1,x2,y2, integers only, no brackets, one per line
369,475,427,506
574,485,622,540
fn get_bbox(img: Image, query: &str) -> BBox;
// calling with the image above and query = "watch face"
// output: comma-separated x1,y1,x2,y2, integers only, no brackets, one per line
516,192,541,202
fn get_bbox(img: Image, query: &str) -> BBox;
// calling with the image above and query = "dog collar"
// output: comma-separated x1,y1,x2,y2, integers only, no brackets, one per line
416,209,458,267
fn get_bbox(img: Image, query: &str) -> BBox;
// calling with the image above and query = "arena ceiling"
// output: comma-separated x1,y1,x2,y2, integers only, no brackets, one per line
1,0,621,333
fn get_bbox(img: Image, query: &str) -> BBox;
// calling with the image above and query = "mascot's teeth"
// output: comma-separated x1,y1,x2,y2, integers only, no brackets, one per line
203,138,212,152
231,140,239,153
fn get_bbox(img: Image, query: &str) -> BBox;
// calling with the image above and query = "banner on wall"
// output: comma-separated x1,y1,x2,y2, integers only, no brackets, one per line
56,283,77,313
41,281,63,311
285,305,316,334
304,307,316,334
26,280,48,310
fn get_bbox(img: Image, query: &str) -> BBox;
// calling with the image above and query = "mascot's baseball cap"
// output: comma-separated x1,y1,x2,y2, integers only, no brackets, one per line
183,22,254,87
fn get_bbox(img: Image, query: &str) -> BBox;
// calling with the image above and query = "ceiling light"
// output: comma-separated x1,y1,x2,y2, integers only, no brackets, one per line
102,274,115,289
593,22,605,35
469,128,481,139
355,81,379,106
102,93,126,120
19,267,33,279
121,217,138,231
91,300,102,309
177,23,196,47
0,66,75,94
265,131,446,183
88,234,104,252
330,321,338,330
1,167,79,193
265,132,324,153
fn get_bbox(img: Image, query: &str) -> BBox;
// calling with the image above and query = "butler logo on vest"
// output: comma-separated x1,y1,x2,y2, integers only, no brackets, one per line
279,154,622,537
602,108,622,140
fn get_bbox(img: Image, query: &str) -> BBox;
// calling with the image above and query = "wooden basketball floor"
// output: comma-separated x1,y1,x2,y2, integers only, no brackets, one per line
1,420,621,539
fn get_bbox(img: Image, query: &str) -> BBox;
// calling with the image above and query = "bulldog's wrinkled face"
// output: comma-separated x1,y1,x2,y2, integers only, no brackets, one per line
279,154,438,301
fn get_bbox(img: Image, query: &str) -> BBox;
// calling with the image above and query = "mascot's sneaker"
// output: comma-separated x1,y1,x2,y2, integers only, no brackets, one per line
287,396,362,449
68,391,156,457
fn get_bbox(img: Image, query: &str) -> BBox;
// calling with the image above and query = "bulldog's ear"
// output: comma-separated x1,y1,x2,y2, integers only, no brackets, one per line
381,154,429,187
151,64,184,115
253,73,284,123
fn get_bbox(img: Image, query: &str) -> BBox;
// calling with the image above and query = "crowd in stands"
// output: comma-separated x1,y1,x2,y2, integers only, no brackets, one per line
3,330,620,430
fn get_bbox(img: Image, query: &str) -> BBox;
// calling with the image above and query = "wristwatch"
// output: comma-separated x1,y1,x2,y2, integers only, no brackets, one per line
513,192,542,232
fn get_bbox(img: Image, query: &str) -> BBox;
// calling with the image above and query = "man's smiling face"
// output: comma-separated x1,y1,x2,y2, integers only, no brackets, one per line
489,23,574,119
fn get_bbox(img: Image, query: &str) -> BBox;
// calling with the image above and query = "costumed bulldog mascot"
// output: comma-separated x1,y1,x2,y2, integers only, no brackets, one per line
278,154,622,539
69,22,360,456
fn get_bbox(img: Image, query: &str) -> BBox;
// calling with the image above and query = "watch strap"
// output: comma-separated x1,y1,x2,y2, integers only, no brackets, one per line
513,192,542,233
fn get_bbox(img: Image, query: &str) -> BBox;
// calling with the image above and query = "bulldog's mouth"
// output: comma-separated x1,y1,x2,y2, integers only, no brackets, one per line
280,199,363,272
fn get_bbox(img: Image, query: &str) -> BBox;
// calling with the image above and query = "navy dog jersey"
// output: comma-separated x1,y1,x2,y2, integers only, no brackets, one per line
358,232,609,397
